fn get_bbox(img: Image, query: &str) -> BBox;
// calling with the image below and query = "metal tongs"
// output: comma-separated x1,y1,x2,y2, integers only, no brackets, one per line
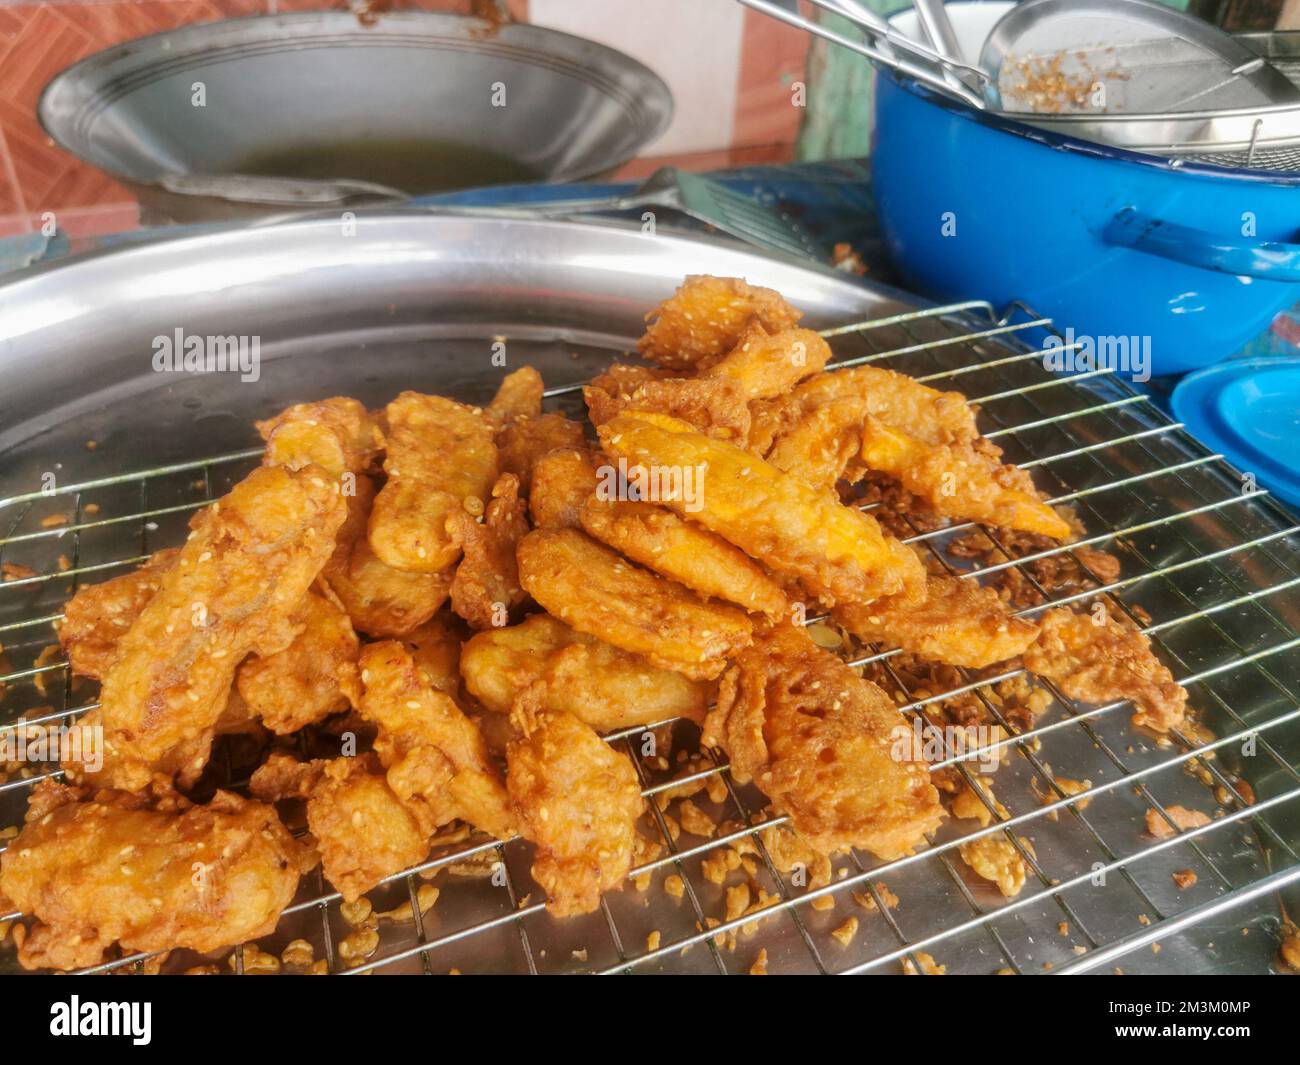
737,0,991,109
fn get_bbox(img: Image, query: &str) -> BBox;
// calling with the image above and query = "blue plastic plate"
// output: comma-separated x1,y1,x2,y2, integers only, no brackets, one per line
1171,357,1300,509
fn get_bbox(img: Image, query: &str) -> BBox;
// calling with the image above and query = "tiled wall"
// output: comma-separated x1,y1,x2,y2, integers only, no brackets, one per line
0,0,811,237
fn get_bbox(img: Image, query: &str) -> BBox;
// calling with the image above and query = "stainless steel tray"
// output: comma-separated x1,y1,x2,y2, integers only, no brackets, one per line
0,213,1297,975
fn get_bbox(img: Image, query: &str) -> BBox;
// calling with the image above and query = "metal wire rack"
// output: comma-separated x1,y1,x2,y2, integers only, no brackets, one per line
1,297,1299,976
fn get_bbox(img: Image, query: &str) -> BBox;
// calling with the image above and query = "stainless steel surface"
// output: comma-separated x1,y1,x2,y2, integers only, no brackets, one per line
417,167,825,262
907,0,976,103
1,213,1298,974
913,0,964,64
38,12,673,225
737,0,988,109
981,0,1299,114
157,171,408,208
949,0,1300,166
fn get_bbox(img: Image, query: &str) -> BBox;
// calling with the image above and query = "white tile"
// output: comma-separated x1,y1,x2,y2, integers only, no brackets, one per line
529,0,743,154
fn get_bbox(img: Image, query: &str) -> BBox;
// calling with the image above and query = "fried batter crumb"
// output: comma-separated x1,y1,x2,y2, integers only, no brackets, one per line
902,951,944,975
340,898,373,927
1172,869,1198,890
959,834,1031,897
1280,928,1300,971
647,930,661,952
665,875,685,900
725,883,751,923
281,939,315,967
831,915,859,947
749,947,769,975
339,928,379,965
678,799,716,838
1146,805,1211,839
232,946,281,974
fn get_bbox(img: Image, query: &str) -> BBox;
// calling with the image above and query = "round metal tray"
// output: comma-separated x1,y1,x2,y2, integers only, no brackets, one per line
1,213,1295,975
0,213,907,486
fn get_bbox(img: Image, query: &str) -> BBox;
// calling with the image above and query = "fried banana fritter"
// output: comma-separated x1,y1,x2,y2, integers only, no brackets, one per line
507,694,644,916
835,576,1040,669
0,781,313,970
755,366,1069,538
460,613,709,730
638,275,802,371
485,366,544,428
448,473,530,630
251,752,428,904
700,323,831,401
584,367,752,442
585,326,829,443
497,413,588,493
71,464,345,791
236,586,362,734
579,496,787,617
703,624,944,860
529,447,601,530
402,613,465,698
764,397,873,490
1024,607,1188,733
324,475,452,637
58,548,178,680
256,396,378,478
369,392,498,572
358,641,514,840
597,412,925,608
517,528,752,681
859,420,1070,540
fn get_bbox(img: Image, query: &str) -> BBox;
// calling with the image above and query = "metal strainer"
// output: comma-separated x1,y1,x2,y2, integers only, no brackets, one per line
979,0,1300,168
981,0,1300,115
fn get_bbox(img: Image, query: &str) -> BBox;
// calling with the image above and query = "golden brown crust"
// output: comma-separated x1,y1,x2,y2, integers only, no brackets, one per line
637,275,802,371
401,613,466,698
700,324,831,401
496,413,587,493
702,624,944,860
528,447,601,530
507,695,644,916
323,475,452,637
250,753,428,904
368,392,498,573
835,576,1040,669
517,528,752,681
71,464,345,791
485,366,544,429
757,366,1069,539
359,641,514,840
585,370,752,442
448,473,530,630
0,784,312,970
597,412,926,608
460,613,709,730
236,586,362,734
1024,607,1188,732
257,396,379,479
579,496,787,617
58,548,179,680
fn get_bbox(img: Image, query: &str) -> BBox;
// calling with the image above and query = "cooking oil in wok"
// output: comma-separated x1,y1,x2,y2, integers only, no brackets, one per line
232,138,542,194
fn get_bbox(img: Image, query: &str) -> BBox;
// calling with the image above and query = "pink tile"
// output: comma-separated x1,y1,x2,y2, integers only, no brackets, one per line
0,0,262,216
0,212,32,238
732,5,809,150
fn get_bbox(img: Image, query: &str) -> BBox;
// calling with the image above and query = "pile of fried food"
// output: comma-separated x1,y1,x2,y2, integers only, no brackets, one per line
0,276,1190,972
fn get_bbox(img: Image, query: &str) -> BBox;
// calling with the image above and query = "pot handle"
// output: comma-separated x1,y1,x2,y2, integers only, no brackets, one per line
1103,206,1300,282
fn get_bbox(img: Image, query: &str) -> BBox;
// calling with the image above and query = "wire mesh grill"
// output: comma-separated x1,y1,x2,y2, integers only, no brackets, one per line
1,298,1299,975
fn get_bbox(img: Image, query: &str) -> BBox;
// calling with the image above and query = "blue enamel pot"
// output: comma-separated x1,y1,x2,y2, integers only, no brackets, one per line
871,71,1300,377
